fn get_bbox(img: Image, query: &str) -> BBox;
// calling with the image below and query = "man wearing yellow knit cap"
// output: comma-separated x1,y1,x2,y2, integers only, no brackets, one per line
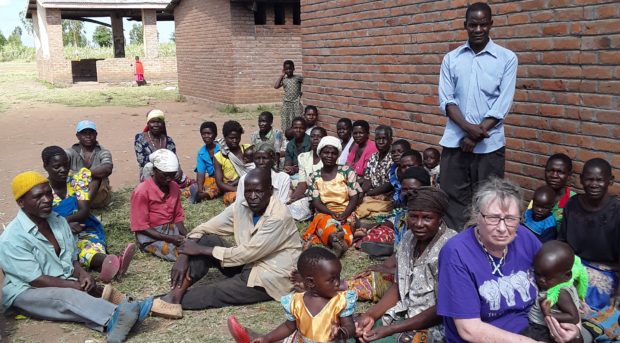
0,171,152,342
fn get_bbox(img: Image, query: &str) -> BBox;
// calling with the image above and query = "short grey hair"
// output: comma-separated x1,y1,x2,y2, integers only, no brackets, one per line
467,177,523,227
255,141,276,156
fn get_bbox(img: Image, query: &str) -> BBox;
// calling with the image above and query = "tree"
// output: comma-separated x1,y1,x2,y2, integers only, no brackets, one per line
170,31,175,43
7,26,23,46
0,32,7,48
62,20,88,47
19,10,33,35
129,23,144,45
93,26,112,47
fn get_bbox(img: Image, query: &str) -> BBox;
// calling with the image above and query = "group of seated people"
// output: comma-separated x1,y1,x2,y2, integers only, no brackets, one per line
0,107,618,343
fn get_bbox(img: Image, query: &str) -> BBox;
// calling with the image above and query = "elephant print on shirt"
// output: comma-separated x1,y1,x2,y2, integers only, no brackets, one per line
479,279,501,311
479,271,535,311
510,271,533,302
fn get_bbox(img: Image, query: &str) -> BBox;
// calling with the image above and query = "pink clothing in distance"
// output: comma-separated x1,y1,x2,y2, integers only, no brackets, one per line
346,140,378,176
130,177,185,232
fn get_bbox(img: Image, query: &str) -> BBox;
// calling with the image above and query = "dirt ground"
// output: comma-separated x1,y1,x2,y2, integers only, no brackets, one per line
0,63,293,342
0,100,261,225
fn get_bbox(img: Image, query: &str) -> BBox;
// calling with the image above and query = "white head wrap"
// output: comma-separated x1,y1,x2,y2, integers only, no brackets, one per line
142,149,179,178
317,136,342,155
146,109,165,122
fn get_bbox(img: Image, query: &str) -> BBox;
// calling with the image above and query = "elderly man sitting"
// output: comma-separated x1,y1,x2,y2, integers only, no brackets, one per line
152,168,302,319
0,171,152,343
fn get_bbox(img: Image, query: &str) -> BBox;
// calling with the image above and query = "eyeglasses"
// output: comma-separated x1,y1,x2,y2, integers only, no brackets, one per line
480,213,520,228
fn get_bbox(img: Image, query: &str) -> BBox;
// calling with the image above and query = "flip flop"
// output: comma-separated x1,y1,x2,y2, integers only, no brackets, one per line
227,316,251,343
117,243,136,277
150,298,183,319
100,255,120,284
102,284,127,305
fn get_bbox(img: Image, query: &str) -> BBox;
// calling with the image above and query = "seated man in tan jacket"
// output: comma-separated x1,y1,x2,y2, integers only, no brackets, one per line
153,168,302,318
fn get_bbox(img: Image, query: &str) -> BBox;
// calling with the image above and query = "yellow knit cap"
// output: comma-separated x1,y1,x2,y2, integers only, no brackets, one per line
11,171,49,200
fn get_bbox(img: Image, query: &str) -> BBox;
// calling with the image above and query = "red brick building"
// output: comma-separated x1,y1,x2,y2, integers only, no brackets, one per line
301,0,620,196
170,0,302,104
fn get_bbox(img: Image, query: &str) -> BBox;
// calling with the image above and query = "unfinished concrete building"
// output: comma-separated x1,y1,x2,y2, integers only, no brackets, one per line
26,0,177,84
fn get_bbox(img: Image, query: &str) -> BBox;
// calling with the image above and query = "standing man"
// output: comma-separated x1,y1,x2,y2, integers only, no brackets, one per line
65,120,114,209
438,2,518,230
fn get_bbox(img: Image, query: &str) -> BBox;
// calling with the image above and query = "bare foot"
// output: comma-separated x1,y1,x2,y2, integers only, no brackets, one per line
329,232,348,258
160,288,184,304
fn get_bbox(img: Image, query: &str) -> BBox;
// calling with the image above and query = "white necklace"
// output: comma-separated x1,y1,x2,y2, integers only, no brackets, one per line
476,229,507,277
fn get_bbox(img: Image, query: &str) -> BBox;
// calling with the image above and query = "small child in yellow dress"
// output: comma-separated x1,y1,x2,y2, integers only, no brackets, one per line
228,247,357,343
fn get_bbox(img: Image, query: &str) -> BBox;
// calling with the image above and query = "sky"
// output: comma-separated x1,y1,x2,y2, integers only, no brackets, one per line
0,0,175,46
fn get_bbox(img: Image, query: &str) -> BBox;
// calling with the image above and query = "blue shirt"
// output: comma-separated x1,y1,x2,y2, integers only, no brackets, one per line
438,39,518,154
195,143,221,176
0,210,77,310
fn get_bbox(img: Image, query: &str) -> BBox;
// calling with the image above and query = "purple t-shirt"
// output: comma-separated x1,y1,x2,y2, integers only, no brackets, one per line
437,225,542,342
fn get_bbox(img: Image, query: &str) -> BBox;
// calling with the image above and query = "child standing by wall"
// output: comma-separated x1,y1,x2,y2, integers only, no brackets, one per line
275,60,303,132
228,247,357,343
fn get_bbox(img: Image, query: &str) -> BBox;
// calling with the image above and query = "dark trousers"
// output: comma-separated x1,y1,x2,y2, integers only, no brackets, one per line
181,234,272,310
439,146,505,231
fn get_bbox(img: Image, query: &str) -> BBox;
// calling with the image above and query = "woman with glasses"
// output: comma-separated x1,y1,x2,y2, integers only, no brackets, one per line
130,149,188,261
436,178,583,343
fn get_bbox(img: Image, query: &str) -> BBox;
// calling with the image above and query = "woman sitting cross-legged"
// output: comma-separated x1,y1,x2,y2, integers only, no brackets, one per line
354,187,457,342
130,149,188,261
303,136,362,257
287,126,327,221
42,146,135,283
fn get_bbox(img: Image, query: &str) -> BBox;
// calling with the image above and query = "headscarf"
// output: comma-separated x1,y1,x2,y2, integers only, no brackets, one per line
12,171,49,200
143,109,167,133
142,149,179,178
317,136,342,155
407,186,449,215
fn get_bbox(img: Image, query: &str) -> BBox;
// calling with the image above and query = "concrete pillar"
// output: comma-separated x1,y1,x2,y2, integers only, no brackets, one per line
111,14,125,58
35,7,71,84
141,9,158,58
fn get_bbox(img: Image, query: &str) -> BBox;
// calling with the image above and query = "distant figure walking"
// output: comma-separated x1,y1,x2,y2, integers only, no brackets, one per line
134,56,147,86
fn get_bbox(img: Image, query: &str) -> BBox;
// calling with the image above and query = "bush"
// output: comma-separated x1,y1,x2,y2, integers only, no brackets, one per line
0,44,35,62
63,43,176,60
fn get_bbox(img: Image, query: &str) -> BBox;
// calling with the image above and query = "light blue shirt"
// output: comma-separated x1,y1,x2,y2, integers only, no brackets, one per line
438,39,518,154
0,210,77,310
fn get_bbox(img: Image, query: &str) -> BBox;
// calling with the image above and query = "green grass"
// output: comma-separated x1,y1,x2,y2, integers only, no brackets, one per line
7,187,373,342
0,62,180,112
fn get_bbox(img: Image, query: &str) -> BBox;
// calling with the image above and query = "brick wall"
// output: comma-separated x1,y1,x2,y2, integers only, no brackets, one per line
34,7,72,84
301,0,620,197
174,0,302,104
97,57,178,83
